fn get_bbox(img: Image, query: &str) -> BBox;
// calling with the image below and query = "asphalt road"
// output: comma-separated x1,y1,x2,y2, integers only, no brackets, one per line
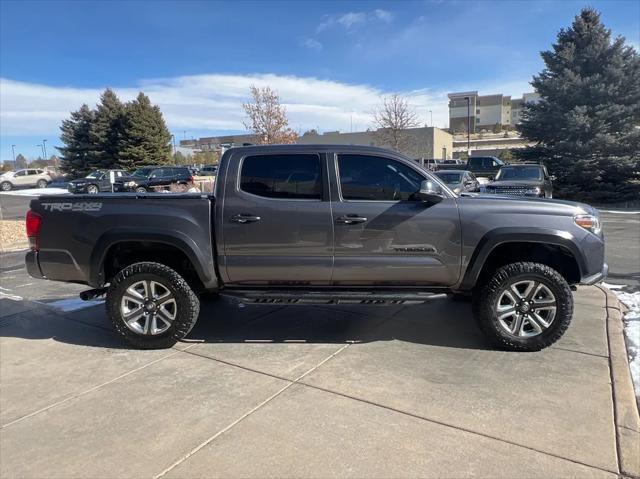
1,192,638,287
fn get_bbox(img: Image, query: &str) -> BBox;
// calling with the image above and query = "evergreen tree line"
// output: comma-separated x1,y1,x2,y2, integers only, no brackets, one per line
517,8,640,203
58,89,172,177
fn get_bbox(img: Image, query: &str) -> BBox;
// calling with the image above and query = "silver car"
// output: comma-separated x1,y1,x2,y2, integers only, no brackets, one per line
435,169,479,194
0,169,52,191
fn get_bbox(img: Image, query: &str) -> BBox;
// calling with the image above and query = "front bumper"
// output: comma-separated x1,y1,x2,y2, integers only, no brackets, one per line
67,184,88,194
580,262,608,285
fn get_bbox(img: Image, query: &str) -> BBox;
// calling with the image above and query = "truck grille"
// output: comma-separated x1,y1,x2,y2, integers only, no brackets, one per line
487,187,533,196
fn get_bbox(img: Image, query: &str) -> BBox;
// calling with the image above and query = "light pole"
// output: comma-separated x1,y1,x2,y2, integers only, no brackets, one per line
171,135,177,163
36,144,44,160
42,139,47,160
11,145,16,169
464,97,471,155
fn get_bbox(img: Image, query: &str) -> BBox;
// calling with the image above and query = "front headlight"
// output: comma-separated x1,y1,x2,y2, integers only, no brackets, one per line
526,187,542,195
124,181,136,187
574,214,601,235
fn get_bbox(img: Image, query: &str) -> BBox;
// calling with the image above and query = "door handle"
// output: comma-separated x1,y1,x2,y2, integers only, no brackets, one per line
230,214,261,224
336,215,367,225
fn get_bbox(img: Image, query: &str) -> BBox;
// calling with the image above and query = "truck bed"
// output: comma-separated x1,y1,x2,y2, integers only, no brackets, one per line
26,193,216,288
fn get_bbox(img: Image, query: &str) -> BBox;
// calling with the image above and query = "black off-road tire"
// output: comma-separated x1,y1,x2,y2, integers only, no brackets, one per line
106,262,200,349
472,262,573,352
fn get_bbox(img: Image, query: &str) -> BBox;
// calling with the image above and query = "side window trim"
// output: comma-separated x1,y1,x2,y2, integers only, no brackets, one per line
236,153,324,202
334,153,428,203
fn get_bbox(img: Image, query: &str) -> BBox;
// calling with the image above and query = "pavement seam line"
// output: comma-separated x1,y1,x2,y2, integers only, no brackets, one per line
0,346,194,429
296,380,621,477
598,284,623,476
153,343,350,479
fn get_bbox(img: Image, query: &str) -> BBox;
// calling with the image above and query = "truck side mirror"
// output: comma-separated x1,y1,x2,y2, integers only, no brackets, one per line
417,180,445,203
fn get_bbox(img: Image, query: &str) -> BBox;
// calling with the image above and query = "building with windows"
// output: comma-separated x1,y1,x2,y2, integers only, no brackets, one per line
448,91,540,134
297,126,453,160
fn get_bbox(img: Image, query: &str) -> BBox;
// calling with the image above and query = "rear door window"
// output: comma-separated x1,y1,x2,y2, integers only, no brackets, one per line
240,154,322,200
337,154,424,201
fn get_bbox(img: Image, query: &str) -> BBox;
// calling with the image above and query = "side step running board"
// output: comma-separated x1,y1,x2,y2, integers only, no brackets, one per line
221,290,448,306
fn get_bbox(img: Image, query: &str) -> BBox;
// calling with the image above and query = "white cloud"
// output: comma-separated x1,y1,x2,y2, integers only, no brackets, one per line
0,74,451,138
316,9,393,33
301,38,323,50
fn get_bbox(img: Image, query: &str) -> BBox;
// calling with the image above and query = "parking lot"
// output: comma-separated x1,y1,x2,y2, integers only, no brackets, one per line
0,261,634,478
1,190,639,478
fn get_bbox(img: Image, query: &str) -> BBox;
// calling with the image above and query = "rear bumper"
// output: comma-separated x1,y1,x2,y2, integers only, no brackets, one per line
25,250,44,279
580,262,608,285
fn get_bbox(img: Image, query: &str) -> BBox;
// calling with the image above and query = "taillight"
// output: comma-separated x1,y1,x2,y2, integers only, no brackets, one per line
26,210,42,251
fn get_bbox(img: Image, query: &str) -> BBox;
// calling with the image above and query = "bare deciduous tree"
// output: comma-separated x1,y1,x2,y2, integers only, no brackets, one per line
242,86,298,144
372,94,420,153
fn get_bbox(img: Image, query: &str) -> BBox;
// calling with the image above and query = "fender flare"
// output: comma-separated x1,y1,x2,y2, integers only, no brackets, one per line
459,227,586,290
89,228,216,289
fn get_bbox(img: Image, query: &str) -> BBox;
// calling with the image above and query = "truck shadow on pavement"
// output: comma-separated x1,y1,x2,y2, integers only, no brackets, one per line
0,296,493,351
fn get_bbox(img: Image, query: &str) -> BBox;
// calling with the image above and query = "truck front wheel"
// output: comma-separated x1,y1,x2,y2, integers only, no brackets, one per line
472,262,573,351
106,262,200,349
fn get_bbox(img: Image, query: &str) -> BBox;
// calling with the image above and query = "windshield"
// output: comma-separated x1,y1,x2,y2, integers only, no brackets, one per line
495,166,542,181
132,168,154,177
435,172,462,184
85,171,104,179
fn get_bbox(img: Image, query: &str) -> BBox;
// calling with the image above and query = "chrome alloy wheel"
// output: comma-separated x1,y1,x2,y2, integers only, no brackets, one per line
496,280,557,338
120,280,177,335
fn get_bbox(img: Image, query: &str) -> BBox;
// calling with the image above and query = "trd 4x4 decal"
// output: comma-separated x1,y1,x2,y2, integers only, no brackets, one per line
41,202,102,212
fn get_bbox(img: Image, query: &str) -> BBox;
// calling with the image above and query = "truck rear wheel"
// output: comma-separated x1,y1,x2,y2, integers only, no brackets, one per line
106,262,200,349
472,262,573,351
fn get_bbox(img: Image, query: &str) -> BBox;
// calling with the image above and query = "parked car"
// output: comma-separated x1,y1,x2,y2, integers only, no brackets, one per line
484,164,554,198
67,169,129,194
200,165,218,176
435,170,480,194
438,156,506,179
0,169,51,191
114,166,193,193
26,144,606,352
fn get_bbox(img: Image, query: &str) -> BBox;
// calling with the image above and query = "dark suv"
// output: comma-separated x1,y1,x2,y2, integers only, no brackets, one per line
67,169,128,194
484,164,554,198
114,166,193,193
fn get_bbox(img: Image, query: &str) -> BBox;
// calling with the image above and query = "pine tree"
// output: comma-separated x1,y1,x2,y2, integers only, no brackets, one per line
118,93,172,170
517,8,640,202
89,89,125,170
14,154,28,170
58,104,95,177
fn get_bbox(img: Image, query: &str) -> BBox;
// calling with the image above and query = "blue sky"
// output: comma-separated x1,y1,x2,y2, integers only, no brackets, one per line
1,0,638,164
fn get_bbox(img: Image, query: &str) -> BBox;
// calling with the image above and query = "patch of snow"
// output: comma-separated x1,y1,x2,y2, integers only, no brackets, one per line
0,188,69,196
601,282,625,290
0,291,24,301
605,285,640,398
39,297,104,312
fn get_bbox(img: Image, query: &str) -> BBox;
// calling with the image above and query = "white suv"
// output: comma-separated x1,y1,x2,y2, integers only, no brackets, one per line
0,169,52,191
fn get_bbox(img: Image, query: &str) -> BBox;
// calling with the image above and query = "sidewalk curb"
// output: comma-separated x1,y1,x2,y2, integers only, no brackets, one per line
598,285,640,478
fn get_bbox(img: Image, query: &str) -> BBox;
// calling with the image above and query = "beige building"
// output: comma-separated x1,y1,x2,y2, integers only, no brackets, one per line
448,91,540,134
298,127,453,160
180,133,259,152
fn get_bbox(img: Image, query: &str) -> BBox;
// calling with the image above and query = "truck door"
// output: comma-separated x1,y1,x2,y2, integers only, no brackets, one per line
329,152,462,286
221,151,333,285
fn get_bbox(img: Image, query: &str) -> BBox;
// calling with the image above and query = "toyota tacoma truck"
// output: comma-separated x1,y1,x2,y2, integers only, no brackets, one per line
24,145,607,351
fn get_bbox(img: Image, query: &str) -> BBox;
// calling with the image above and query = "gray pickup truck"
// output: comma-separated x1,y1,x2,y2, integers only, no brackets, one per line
25,145,607,351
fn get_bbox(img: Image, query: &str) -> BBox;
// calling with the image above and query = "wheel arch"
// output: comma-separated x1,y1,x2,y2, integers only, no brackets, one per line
460,228,585,290
90,230,217,291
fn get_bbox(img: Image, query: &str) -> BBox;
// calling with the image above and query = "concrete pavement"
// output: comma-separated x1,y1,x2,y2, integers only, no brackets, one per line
1,271,638,477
